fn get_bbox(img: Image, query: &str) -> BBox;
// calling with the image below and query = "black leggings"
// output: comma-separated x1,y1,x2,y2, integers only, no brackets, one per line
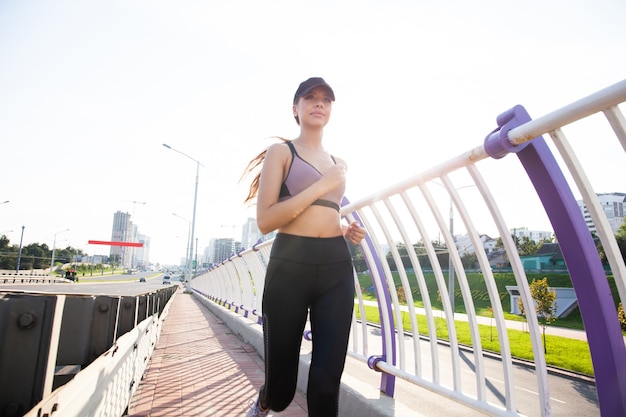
259,233,354,416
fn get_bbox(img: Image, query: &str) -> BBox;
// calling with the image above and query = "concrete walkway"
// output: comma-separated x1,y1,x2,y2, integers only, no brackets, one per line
126,289,308,417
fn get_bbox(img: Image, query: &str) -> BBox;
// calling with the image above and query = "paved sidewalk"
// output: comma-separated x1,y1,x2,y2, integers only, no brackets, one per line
126,289,308,417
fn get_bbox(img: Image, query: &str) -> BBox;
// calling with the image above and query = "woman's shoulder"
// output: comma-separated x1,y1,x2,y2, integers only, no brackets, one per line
263,141,294,167
266,141,292,156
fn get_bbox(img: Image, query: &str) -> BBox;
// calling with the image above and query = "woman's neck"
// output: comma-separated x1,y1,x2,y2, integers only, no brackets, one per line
295,128,324,150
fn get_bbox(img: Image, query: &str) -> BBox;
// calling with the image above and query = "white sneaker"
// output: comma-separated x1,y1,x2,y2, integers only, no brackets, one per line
246,399,270,417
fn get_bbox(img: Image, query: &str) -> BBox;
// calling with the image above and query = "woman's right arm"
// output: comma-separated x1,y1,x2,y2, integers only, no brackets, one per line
256,144,345,234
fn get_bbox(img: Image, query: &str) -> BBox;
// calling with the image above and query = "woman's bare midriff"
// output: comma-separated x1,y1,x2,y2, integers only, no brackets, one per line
278,205,343,237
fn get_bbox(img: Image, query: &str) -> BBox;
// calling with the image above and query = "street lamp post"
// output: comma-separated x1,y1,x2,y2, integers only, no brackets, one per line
163,144,203,292
447,201,456,314
432,182,476,315
50,228,70,277
446,184,476,314
16,225,25,274
173,213,191,276
195,237,199,276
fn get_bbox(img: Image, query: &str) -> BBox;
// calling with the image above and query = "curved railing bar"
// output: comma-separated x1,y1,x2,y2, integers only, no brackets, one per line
348,206,398,395
508,79,626,146
398,191,441,381
466,163,540,414
382,198,422,375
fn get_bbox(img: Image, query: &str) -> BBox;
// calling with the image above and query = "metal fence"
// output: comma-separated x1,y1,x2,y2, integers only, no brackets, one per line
0,287,177,417
191,79,626,417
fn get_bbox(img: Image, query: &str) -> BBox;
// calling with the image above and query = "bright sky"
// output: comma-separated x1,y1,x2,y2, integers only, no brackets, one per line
1,0,625,265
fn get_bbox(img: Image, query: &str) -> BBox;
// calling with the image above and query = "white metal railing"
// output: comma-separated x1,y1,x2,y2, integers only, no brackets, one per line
192,79,626,417
0,274,72,284
23,291,175,417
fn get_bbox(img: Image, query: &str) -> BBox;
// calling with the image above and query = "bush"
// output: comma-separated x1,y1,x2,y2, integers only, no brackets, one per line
618,303,626,331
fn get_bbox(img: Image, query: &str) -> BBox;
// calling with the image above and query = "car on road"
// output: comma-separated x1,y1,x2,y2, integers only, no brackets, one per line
139,277,146,282
162,275,171,285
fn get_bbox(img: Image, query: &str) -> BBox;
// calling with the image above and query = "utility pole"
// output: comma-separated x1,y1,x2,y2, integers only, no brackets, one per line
16,225,25,274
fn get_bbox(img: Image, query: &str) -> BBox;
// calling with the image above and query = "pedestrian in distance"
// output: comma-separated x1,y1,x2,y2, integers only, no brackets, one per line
241,77,366,416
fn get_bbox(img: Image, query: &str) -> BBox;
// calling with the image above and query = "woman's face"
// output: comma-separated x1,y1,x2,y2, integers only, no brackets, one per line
293,86,333,127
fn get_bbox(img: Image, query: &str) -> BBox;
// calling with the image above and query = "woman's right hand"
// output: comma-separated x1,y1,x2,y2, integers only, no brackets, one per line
319,163,347,192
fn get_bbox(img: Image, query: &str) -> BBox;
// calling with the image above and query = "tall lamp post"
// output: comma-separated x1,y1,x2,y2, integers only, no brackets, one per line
173,212,191,276
447,184,477,314
50,228,70,277
16,225,25,274
194,237,199,277
163,144,203,292
432,182,476,315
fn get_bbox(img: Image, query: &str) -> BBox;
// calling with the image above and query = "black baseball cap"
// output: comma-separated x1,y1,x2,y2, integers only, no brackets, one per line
293,77,335,104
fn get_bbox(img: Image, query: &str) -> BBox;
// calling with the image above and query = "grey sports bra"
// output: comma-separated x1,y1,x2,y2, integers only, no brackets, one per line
278,142,344,212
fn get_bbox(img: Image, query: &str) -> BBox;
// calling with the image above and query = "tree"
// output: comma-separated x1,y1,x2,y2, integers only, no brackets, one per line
23,243,47,269
517,235,542,256
461,252,478,269
0,236,85,271
385,240,443,271
348,242,367,272
494,236,505,251
616,219,626,263
396,286,407,304
618,303,626,332
0,234,10,250
0,235,18,269
109,254,121,273
496,234,551,257
386,243,409,271
518,277,557,353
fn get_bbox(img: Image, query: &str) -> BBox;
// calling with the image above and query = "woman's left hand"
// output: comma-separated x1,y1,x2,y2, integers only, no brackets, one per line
344,222,366,245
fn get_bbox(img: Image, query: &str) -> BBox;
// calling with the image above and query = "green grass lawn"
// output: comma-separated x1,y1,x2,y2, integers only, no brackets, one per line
353,271,623,377
355,304,594,376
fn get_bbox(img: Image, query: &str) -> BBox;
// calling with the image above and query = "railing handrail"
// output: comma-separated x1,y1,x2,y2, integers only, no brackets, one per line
194,79,626,417
508,79,626,145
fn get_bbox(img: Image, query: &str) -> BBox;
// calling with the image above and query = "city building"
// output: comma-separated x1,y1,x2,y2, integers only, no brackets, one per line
110,211,149,269
454,234,498,257
205,238,240,265
510,227,553,243
577,192,626,235
241,217,276,249
136,234,150,269
111,211,132,268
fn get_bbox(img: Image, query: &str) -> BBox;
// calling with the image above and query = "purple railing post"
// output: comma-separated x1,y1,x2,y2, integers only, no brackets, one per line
485,105,626,417
342,197,397,397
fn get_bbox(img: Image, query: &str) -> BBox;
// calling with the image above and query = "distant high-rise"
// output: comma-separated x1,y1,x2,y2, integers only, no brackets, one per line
242,217,276,249
110,211,151,268
111,211,132,268
577,192,626,234
202,219,275,268
137,234,150,268
206,238,237,265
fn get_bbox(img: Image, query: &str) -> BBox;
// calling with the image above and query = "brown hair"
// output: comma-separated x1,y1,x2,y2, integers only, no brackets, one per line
240,137,290,205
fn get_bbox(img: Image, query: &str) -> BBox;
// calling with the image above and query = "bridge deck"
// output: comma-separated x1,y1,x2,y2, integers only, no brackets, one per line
124,286,598,417
126,289,308,417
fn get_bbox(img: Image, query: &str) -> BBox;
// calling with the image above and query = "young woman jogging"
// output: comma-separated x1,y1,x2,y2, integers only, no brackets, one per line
243,77,366,416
